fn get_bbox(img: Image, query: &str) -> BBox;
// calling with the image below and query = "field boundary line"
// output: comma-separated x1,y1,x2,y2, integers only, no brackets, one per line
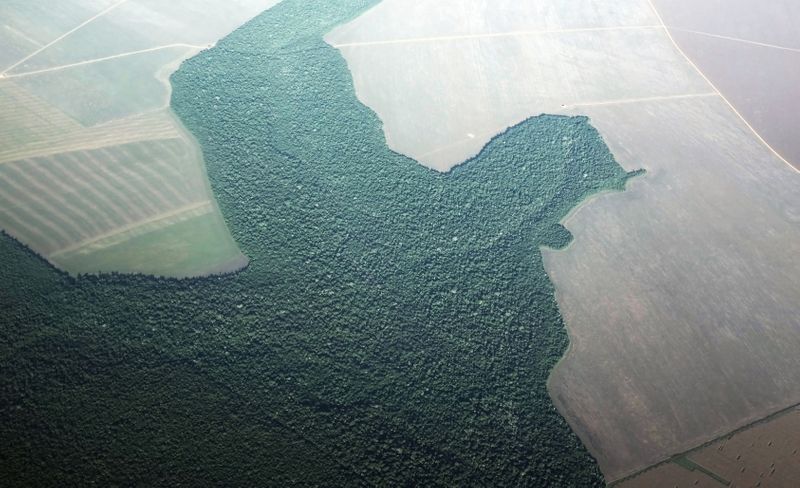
645,0,799,174
0,0,131,76
331,25,663,48
563,92,719,109
3,44,208,79
609,400,800,485
667,27,800,53
49,200,213,258
3,24,44,49
0,135,183,166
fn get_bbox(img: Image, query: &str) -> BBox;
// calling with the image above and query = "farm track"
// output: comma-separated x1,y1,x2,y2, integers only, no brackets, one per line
666,27,800,53
0,0,131,76
49,200,214,259
3,44,208,79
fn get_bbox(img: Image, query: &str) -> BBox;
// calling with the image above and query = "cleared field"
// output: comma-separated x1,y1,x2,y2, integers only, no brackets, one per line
616,462,725,488
650,0,800,50
0,81,84,155
546,95,800,480
326,0,716,171
0,0,282,276
690,408,800,487
618,407,800,487
0,78,237,276
652,0,800,169
332,0,800,481
1,138,206,250
11,46,197,125
3,0,282,73
53,206,248,277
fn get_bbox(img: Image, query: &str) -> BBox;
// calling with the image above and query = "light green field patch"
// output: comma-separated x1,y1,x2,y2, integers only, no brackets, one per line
0,81,83,153
13,47,193,125
53,206,247,277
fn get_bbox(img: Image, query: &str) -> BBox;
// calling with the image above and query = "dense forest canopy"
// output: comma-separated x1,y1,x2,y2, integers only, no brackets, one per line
0,0,639,485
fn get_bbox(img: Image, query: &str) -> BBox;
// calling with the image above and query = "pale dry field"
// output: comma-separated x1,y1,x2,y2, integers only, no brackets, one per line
0,0,281,276
653,0,800,169
326,0,712,172
330,0,800,481
547,94,800,480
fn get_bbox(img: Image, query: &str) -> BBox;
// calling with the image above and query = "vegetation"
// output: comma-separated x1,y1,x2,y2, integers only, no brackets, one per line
0,0,640,485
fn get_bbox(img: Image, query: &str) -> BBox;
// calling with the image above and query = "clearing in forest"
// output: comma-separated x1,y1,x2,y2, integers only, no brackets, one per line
0,0,281,277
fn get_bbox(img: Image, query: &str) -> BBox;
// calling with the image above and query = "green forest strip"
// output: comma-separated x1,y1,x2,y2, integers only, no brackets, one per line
0,0,639,485
673,456,731,486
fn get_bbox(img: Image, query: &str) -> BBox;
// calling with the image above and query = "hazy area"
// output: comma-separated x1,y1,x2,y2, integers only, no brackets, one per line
333,0,800,480
653,0,800,169
0,0,280,276
652,0,800,49
3,0,799,483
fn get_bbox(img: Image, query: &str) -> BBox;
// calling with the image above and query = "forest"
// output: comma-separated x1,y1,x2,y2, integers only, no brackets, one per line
0,0,640,485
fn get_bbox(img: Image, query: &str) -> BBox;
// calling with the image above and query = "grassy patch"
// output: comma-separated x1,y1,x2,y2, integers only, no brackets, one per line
53,208,246,278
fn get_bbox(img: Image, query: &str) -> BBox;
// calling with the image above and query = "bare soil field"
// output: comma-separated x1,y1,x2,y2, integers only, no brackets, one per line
690,408,800,487
650,0,800,49
617,462,725,488
0,0,281,276
652,0,800,169
332,0,800,481
547,94,800,480
618,407,800,487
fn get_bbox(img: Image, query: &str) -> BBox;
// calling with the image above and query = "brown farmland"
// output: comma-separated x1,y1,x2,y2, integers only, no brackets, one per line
618,407,800,487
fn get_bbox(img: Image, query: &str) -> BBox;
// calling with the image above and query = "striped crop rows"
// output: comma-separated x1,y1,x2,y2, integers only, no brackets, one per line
0,137,210,257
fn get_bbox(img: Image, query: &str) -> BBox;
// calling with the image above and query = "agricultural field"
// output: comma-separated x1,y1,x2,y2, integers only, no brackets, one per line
618,406,800,487
652,0,800,169
330,0,800,481
0,0,281,277
546,94,800,480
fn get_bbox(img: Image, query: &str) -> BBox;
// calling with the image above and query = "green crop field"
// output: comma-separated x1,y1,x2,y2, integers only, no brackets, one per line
1,0,640,485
